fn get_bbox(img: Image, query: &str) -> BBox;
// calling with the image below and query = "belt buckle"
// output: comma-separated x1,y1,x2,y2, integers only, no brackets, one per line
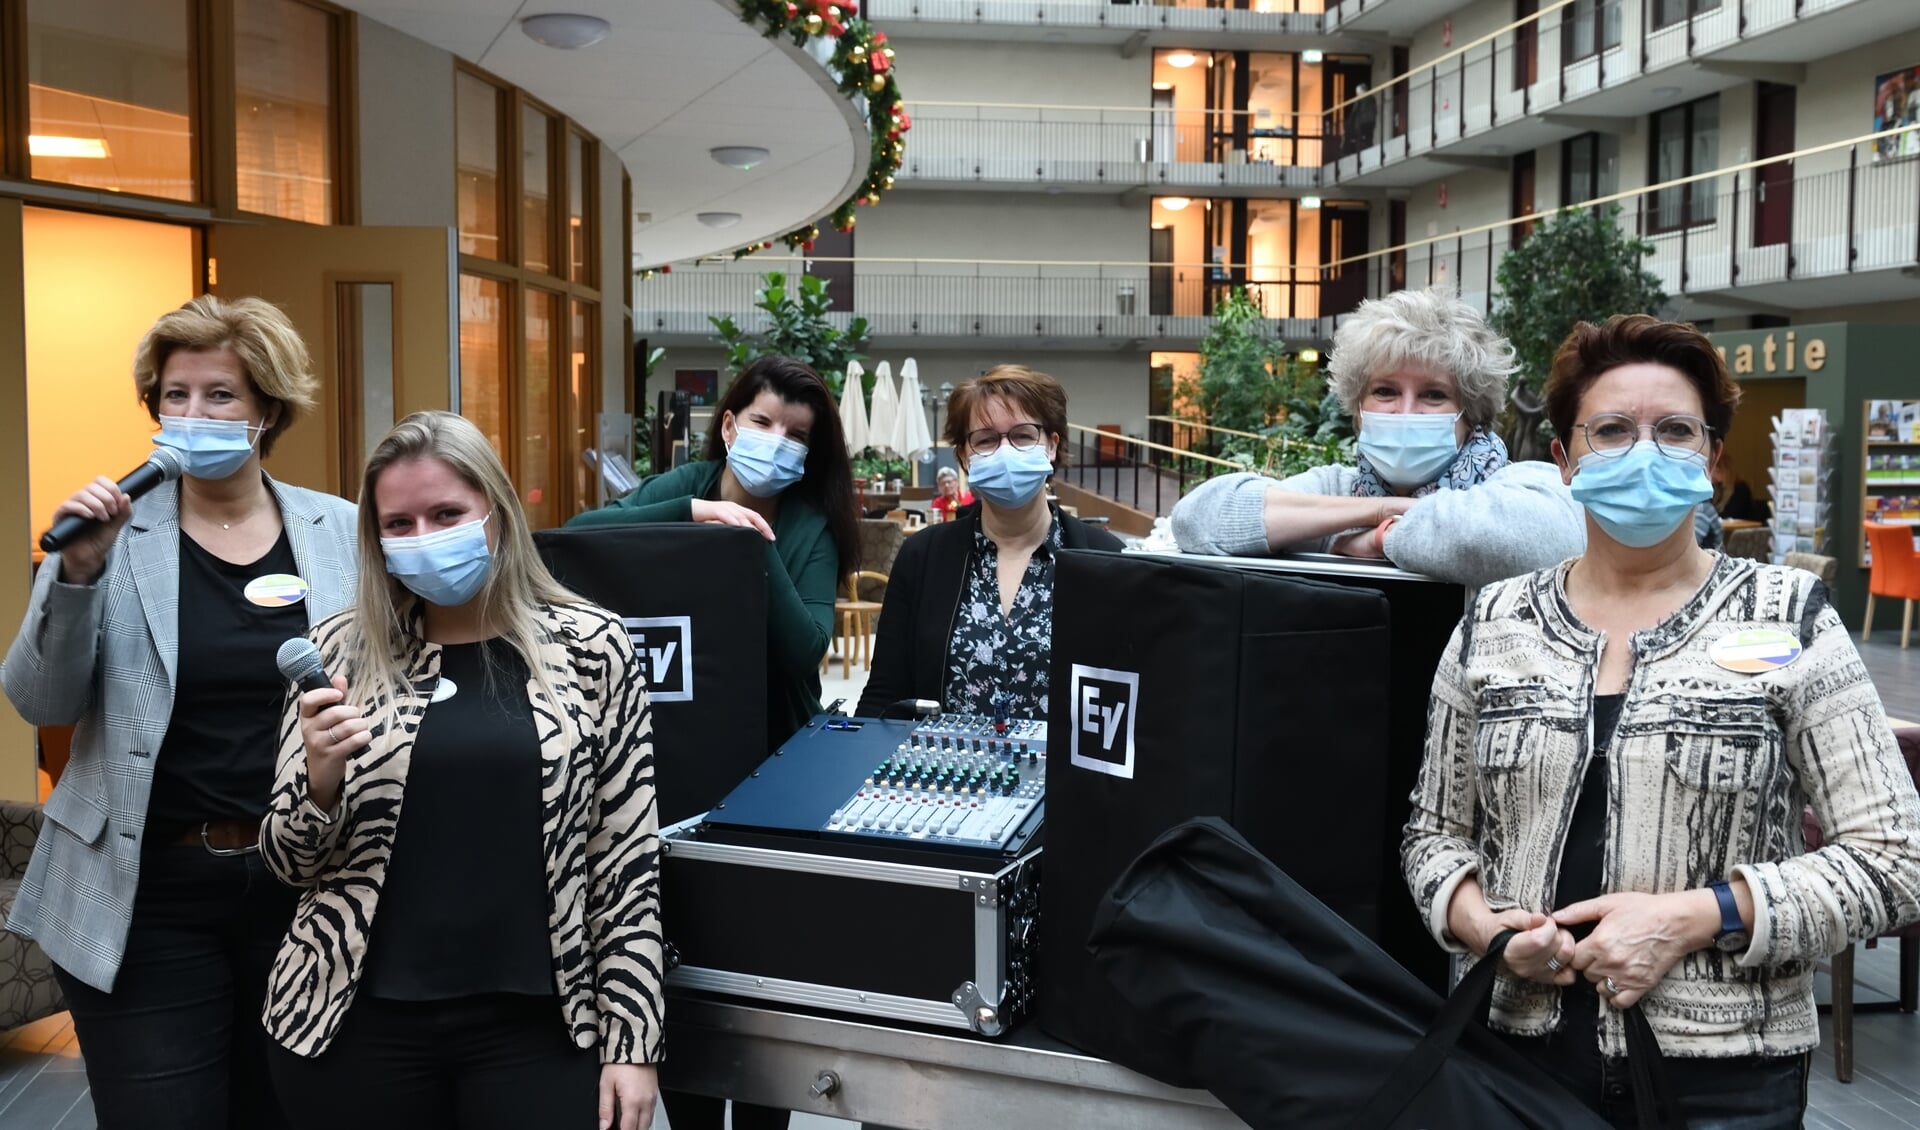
199,822,259,857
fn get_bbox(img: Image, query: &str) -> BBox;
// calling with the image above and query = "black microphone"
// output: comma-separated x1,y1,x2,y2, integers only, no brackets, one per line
39,447,185,553
276,638,333,694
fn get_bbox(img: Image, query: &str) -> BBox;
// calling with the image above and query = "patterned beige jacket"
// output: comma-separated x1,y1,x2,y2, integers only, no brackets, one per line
259,600,663,1063
1404,555,1920,1058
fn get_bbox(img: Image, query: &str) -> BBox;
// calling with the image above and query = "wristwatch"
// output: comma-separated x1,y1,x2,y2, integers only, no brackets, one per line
1710,880,1750,953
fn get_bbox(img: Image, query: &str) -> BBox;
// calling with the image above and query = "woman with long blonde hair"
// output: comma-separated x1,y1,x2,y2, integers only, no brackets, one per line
260,411,663,1130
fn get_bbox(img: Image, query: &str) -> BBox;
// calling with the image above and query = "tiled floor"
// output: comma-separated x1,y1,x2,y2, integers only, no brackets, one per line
4,634,1915,1129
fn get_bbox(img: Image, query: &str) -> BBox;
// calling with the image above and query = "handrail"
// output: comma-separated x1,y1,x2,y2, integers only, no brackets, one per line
1326,122,1920,269
908,98,1318,122
1325,0,1578,114
680,254,1328,271
1064,423,1242,468
1146,415,1330,454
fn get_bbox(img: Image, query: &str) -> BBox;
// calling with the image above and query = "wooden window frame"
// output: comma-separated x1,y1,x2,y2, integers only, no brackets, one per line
567,124,598,287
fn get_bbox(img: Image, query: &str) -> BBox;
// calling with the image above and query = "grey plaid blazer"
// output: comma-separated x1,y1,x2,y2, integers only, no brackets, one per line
2,476,357,991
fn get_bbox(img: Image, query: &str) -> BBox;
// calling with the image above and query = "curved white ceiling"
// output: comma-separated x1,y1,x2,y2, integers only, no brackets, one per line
336,0,870,266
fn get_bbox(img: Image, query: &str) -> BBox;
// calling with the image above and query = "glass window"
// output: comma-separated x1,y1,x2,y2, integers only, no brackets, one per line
568,131,593,284
1690,98,1719,225
1566,0,1621,61
235,0,337,224
1563,132,1619,205
568,300,598,513
1654,0,1721,28
523,107,554,275
521,289,558,529
28,0,195,201
1649,96,1717,232
459,274,508,455
457,72,503,259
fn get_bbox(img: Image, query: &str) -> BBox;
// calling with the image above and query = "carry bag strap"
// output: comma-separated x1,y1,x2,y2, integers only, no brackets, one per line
1343,929,1518,1130
1622,1002,1687,1130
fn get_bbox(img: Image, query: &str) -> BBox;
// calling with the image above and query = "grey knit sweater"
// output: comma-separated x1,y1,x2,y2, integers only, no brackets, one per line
1168,460,1587,589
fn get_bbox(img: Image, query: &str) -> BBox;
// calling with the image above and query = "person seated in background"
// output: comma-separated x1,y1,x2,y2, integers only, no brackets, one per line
857,365,1122,721
929,466,974,521
1170,288,1586,590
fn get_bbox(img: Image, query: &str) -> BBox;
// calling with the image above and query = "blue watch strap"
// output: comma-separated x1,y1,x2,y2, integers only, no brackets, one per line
1710,880,1743,937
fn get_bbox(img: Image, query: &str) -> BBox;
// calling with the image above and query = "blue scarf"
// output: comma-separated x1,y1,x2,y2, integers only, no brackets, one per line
1351,427,1508,499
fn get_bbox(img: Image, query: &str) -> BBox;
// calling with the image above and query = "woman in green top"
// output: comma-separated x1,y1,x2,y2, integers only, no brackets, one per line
568,354,858,754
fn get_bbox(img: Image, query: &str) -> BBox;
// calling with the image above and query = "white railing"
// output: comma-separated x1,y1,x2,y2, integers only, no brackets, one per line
634,257,1329,342
863,0,1323,35
902,103,1323,188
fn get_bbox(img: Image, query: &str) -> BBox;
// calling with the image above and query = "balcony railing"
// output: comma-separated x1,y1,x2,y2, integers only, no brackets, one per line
901,103,1324,189
635,257,1331,343
863,0,1323,35
1061,424,1241,518
1327,130,1920,322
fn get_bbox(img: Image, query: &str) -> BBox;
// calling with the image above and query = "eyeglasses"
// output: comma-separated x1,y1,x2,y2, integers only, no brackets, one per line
966,423,1046,456
1574,413,1713,459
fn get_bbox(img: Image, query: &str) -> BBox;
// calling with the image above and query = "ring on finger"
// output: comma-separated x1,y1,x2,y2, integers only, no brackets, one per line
327,724,340,744
1546,957,1564,973
1602,976,1619,996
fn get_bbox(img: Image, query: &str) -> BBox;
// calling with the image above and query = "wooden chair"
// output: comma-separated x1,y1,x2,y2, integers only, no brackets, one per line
1863,522,1920,648
1783,551,1837,584
1724,526,1771,562
826,571,888,678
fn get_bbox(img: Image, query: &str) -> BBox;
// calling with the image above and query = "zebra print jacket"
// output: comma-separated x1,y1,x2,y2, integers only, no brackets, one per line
1404,555,1920,1058
259,600,663,1063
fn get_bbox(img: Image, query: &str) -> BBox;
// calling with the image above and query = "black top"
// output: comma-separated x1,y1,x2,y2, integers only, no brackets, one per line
1556,692,1627,960
856,504,1125,718
149,529,309,828
362,641,555,1001
943,513,1066,719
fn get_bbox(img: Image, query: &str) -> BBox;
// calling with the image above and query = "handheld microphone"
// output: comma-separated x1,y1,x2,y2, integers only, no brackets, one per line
276,638,333,694
39,447,186,553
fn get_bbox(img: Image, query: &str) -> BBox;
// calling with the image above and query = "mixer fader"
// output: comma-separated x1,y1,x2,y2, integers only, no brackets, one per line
826,714,1047,850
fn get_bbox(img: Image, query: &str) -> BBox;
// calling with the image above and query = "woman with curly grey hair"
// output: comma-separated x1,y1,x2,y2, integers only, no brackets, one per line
1170,288,1586,588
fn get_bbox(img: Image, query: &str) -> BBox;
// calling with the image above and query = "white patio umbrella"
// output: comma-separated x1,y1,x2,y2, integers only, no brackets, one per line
840,361,870,455
867,360,900,457
892,357,935,463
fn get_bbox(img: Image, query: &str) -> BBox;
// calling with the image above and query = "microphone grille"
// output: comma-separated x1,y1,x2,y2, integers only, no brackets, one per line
148,446,186,481
276,638,325,685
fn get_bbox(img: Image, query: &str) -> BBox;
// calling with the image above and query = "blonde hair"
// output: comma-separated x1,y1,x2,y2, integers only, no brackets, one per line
132,295,318,456
345,412,581,718
1325,288,1517,432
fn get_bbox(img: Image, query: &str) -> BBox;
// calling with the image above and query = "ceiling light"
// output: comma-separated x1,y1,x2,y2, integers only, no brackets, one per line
29,135,107,158
1159,196,1191,211
1302,49,1324,64
697,212,742,229
1166,52,1198,68
709,146,771,169
1298,348,1320,363
1152,81,1173,91
1651,86,1683,100
1300,195,1322,209
519,13,611,49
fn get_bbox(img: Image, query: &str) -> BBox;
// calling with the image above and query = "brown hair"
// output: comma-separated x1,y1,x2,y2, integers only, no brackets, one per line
1545,315,1741,448
132,295,317,457
944,364,1070,466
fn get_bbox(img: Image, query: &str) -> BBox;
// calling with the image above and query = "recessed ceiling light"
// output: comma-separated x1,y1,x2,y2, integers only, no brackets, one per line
1166,52,1198,69
709,146,771,169
1151,81,1173,91
1302,49,1324,64
1300,195,1322,209
1159,196,1191,211
519,13,611,49
29,135,108,158
697,212,743,228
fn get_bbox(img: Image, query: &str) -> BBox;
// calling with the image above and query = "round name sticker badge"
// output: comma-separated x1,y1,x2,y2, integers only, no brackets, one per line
430,677,459,703
244,573,310,607
1708,628,1802,674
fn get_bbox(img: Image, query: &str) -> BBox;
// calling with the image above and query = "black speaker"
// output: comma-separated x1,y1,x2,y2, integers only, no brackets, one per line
1038,550,1462,1081
534,524,769,826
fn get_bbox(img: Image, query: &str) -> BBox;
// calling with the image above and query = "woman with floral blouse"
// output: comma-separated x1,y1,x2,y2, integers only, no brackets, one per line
857,365,1122,721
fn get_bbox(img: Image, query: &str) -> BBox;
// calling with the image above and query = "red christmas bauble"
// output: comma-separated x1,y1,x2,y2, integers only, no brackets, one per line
661,263,672,274
802,240,816,252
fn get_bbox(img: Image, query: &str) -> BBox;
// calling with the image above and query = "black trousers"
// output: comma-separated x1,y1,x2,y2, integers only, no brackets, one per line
267,993,602,1130
661,1090,791,1130
52,842,298,1130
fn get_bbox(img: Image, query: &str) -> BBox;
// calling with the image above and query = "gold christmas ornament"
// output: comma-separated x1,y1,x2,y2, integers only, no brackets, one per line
867,74,887,93
802,12,823,32
849,45,867,63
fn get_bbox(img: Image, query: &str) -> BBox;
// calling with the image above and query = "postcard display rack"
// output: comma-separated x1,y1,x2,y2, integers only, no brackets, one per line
1769,409,1834,566
1861,399,1920,567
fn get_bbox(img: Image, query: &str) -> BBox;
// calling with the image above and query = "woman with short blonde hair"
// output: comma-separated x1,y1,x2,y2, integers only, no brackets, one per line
263,412,663,1130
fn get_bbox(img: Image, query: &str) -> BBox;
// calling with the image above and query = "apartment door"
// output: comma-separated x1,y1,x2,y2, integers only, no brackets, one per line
1320,203,1371,318
1151,87,1176,162
1514,0,1539,93
1391,47,1410,140
1511,151,1537,247
211,224,458,499
1754,82,1796,248
1389,199,1408,292
1149,226,1175,316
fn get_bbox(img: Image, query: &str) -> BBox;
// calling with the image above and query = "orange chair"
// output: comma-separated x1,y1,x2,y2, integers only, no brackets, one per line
1863,522,1920,649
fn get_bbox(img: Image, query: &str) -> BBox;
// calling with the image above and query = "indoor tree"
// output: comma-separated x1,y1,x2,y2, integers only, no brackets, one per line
1195,288,1352,479
709,270,871,395
1489,205,1667,461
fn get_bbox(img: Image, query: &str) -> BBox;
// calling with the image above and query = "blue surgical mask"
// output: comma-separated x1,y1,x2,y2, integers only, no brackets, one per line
154,415,260,481
967,443,1054,509
381,514,494,606
1357,411,1462,488
1570,441,1713,549
726,426,809,498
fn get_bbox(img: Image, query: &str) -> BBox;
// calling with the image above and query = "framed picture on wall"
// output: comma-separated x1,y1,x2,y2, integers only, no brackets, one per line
1872,66,1920,161
675,368,719,406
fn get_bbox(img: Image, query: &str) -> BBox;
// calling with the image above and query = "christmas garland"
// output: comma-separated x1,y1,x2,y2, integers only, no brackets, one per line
639,0,906,276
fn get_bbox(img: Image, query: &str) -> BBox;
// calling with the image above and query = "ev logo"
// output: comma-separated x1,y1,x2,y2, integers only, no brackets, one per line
622,616,693,702
1069,664,1138,779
